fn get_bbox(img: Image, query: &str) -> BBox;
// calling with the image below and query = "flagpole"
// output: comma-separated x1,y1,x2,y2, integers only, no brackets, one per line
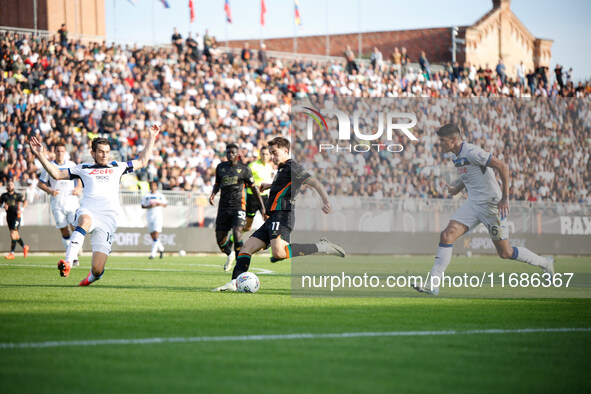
293,7,297,54
113,0,117,43
152,0,156,45
325,0,329,57
357,0,361,58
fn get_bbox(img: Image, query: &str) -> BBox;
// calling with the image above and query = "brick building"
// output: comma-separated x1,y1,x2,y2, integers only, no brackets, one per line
228,0,552,77
0,0,105,37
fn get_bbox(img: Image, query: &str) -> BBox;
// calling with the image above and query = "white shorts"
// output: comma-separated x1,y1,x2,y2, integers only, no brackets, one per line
451,200,508,241
75,208,117,255
147,219,162,233
51,204,78,229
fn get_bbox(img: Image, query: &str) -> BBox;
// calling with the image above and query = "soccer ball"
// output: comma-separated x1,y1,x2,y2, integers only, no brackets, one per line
466,251,472,258
179,250,186,257
236,272,260,293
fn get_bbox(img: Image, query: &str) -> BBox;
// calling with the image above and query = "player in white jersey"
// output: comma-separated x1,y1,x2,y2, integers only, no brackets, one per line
30,124,160,286
414,124,555,295
38,142,82,265
141,181,167,259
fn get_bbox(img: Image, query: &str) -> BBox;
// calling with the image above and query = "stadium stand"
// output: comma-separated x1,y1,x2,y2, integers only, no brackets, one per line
1,28,590,206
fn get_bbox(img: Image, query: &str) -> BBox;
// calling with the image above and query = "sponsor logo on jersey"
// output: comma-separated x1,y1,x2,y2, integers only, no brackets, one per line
89,168,114,175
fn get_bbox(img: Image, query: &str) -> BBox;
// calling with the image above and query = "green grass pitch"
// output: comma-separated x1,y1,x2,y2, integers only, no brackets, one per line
1,254,590,393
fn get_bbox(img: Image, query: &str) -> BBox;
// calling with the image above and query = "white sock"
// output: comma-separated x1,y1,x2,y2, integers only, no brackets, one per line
512,246,549,268
62,237,70,249
65,230,84,263
158,240,164,252
429,243,453,289
150,239,159,257
86,270,103,283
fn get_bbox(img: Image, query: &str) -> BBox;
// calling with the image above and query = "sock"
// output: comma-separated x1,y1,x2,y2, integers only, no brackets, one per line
234,239,243,255
10,240,16,253
429,243,454,289
86,269,104,283
17,239,25,248
219,237,233,255
158,240,164,252
65,227,85,263
511,246,549,268
291,243,319,257
232,253,251,279
150,239,159,257
62,235,71,249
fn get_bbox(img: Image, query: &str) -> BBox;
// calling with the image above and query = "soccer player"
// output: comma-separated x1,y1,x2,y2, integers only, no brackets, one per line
29,124,160,286
244,147,274,231
413,124,554,295
1,180,29,259
209,143,266,272
37,142,82,265
141,181,167,259
212,137,346,292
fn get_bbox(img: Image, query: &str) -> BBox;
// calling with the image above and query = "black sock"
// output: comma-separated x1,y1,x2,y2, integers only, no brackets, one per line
234,240,244,255
219,238,233,255
289,243,319,258
17,239,25,248
232,253,251,279
11,240,16,253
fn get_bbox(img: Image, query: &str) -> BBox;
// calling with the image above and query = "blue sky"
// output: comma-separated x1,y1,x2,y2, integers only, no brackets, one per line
106,0,590,81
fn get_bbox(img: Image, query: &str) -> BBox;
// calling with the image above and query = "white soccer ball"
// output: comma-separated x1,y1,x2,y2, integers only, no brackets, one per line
236,272,260,293
466,251,472,258
179,250,186,257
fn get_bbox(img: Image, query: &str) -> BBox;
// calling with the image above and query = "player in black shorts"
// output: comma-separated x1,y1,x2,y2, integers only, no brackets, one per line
1,180,29,260
209,143,266,271
212,137,345,292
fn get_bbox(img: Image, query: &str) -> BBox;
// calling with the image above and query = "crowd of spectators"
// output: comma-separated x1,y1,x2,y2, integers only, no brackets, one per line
0,28,589,204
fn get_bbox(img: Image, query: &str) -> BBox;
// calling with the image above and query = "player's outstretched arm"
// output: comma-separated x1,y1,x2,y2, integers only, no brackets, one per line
488,155,510,218
305,177,332,214
132,124,160,170
37,181,59,197
29,137,70,180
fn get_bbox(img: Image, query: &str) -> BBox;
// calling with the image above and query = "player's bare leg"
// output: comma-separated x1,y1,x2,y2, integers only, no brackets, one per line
244,216,254,231
216,230,235,271
414,220,468,295
212,236,266,292
79,251,108,286
149,231,164,259
59,215,91,278
493,238,555,277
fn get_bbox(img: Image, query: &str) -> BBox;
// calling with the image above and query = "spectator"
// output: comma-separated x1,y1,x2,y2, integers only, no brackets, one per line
171,28,183,54
58,24,68,47
344,45,358,74
391,47,401,75
370,47,383,71
495,58,506,85
419,51,431,80
515,61,526,86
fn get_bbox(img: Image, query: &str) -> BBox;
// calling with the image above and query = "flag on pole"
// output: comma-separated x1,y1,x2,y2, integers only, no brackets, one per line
189,0,195,23
127,0,138,5
260,0,267,26
224,0,232,23
160,0,170,8
294,0,301,26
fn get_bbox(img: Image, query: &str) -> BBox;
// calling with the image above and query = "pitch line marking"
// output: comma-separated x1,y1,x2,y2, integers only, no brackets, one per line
1,264,275,275
1,327,589,350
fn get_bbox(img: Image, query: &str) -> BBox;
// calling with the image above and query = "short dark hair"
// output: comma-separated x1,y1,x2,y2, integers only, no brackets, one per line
260,146,269,153
55,140,66,149
268,137,290,151
91,137,110,152
226,143,239,151
436,124,461,138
